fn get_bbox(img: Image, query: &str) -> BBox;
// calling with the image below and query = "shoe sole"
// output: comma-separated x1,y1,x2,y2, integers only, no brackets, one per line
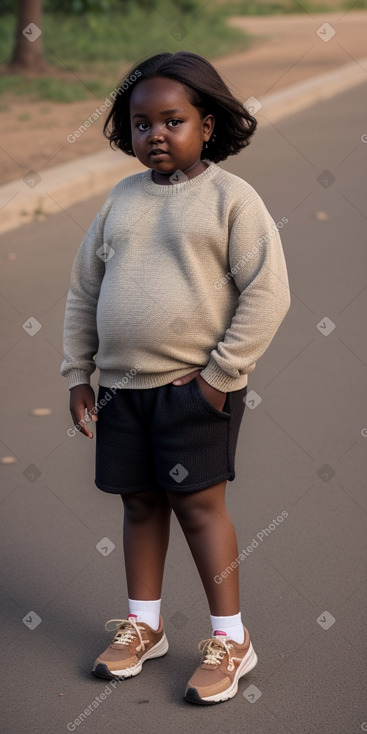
185,641,258,705
92,633,169,680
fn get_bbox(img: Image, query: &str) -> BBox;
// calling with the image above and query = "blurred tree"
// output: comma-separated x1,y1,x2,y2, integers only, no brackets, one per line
8,0,47,72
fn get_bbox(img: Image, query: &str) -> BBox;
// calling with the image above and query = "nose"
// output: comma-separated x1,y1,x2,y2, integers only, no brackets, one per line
148,124,165,143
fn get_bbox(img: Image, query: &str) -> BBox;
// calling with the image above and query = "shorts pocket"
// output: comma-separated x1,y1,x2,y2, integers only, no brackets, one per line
191,377,231,419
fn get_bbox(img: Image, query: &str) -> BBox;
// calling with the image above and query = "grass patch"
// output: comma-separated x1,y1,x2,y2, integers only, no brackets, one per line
42,8,250,71
0,72,109,102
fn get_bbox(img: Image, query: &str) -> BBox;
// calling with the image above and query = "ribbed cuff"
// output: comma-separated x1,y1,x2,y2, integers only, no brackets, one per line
65,369,91,389
200,358,248,392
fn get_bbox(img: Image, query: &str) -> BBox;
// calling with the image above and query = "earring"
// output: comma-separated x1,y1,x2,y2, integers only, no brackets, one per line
204,132,216,149
204,133,217,150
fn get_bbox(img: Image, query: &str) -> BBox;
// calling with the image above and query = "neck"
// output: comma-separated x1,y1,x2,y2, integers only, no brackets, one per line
152,157,205,185
182,157,202,174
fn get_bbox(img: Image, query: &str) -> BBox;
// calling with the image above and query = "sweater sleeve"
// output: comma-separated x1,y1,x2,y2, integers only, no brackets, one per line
60,208,106,389
200,195,291,392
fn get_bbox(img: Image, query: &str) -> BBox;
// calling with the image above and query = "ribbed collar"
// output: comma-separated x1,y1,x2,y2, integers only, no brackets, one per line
142,159,218,196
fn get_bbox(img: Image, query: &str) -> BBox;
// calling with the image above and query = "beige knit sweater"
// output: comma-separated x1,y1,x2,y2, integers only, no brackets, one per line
61,160,291,392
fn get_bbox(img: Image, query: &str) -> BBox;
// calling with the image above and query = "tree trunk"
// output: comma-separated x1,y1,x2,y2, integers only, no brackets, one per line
8,0,47,73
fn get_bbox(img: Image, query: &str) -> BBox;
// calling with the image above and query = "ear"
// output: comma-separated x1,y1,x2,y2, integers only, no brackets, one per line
202,114,215,142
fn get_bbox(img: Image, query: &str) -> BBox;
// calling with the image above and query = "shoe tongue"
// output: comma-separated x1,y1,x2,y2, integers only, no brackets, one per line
128,614,138,622
213,630,228,637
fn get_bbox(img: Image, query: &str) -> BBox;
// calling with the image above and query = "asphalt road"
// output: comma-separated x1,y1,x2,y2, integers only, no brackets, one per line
0,81,366,734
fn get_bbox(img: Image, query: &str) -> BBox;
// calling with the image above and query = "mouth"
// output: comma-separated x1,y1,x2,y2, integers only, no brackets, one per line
149,149,169,159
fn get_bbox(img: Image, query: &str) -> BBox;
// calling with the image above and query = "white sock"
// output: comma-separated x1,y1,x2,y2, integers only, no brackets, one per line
128,598,161,630
210,612,245,644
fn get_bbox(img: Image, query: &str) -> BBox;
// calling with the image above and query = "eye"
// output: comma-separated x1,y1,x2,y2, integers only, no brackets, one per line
137,122,150,131
167,119,182,127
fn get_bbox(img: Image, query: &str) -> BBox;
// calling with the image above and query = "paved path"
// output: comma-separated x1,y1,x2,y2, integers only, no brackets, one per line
0,80,366,734
221,10,367,97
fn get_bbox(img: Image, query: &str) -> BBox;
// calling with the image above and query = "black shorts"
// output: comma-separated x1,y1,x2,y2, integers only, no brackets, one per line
95,378,247,495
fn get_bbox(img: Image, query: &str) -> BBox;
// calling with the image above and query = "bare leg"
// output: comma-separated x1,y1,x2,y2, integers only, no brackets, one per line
122,488,172,600
165,481,240,615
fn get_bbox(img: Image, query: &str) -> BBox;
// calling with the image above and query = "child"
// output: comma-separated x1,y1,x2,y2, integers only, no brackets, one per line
61,51,291,705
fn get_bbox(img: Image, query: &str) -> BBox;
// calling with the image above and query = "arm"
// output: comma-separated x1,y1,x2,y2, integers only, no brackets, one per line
61,209,107,436
200,196,291,392
61,210,106,387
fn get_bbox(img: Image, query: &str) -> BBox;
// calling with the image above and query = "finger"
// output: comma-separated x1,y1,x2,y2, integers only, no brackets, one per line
78,416,94,439
86,404,98,422
172,370,200,385
71,408,94,439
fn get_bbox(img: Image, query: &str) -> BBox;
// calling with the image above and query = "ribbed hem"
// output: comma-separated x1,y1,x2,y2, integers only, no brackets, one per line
98,367,201,390
97,365,248,392
142,159,217,196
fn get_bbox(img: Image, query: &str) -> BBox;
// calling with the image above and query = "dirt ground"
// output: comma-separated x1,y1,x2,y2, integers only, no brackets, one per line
1,10,366,186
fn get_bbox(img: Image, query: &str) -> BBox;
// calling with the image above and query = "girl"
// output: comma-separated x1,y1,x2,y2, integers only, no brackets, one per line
61,51,291,705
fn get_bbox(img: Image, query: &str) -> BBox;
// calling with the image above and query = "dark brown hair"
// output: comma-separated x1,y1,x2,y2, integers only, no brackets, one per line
103,51,257,162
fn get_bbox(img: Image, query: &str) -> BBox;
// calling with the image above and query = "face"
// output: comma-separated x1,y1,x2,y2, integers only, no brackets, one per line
129,76,214,175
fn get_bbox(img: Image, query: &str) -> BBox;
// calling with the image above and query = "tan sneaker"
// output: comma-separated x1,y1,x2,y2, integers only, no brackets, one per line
92,614,168,680
185,627,257,704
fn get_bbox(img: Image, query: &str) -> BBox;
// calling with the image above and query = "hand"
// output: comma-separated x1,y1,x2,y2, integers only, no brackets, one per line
69,384,97,439
172,370,227,412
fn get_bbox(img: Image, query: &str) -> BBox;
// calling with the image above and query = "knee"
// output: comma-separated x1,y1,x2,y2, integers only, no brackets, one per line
122,492,170,523
170,495,213,533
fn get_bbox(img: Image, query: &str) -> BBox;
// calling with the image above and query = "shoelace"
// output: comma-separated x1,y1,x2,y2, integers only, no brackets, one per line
198,636,233,666
104,618,147,650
